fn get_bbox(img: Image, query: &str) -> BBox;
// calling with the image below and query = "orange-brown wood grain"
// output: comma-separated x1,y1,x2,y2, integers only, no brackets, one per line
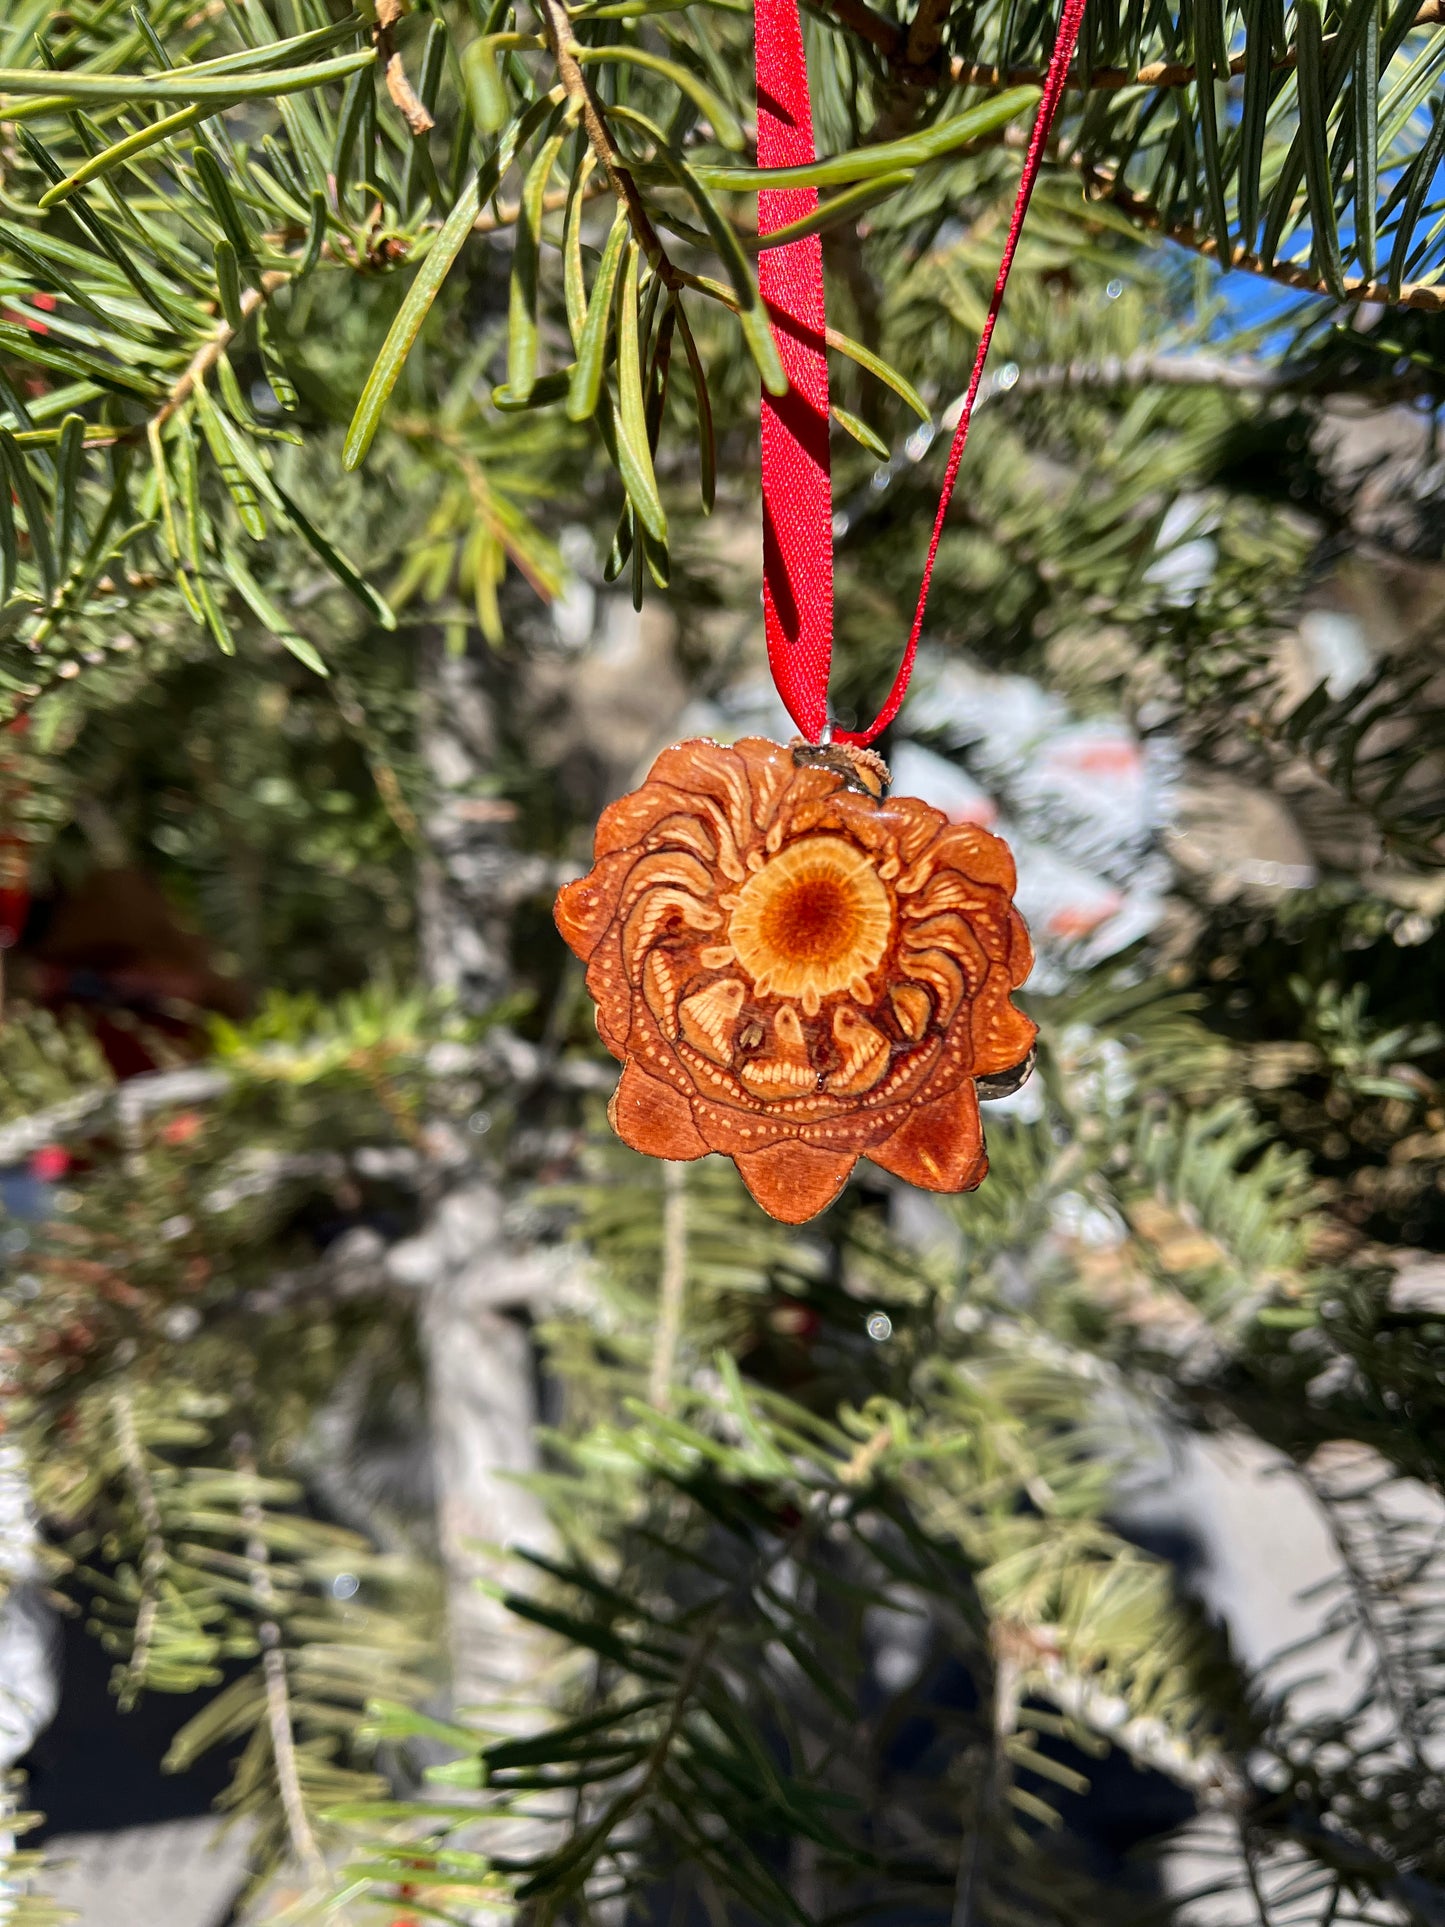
556,737,1036,1223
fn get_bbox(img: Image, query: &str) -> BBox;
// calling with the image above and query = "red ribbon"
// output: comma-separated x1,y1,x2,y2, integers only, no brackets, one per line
754,0,833,745
755,0,1088,746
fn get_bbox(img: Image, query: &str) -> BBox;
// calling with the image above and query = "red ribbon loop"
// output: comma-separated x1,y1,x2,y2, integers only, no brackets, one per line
754,0,1088,746
755,0,833,744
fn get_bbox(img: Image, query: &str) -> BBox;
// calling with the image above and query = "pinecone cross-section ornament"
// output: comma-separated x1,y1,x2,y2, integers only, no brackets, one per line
555,737,1037,1223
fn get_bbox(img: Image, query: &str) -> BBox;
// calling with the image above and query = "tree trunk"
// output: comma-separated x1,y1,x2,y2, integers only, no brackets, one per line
414,631,556,1709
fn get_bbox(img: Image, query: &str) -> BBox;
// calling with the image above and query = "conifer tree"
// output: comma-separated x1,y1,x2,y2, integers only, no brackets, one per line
0,0,1443,1921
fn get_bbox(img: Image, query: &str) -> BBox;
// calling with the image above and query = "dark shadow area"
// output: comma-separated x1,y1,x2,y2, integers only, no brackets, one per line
22,1604,241,1841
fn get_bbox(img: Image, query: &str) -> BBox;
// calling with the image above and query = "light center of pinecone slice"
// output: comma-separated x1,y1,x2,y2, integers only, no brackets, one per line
727,836,891,1009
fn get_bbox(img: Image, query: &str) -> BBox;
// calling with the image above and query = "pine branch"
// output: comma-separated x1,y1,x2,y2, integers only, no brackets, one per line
235,1436,330,1893
1033,1650,1243,1798
951,1621,1027,1927
0,1021,604,1171
1085,162,1445,314
811,0,905,61
946,0,1444,90
9,7,1445,1922
1295,1456,1437,1770
816,0,1443,89
537,0,680,290
150,271,290,437
647,1161,689,1411
0,1067,225,1166
111,1390,169,1711
50,174,581,459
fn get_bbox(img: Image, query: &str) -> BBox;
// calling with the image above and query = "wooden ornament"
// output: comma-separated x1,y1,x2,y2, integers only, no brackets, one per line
555,736,1036,1223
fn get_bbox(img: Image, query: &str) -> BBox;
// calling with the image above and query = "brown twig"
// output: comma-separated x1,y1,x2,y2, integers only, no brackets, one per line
25,262,293,454
536,0,681,288
840,1421,893,1486
811,0,904,60
151,269,289,432
1087,161,1445,313
907,0,955,69
234,1435,330,1893
375,0,434,137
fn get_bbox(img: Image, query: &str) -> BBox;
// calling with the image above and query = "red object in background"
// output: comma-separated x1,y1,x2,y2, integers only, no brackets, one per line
9,867,248,1078
2,719,249,1079
0,837,27,950
29,1146,70,1183
0,289,55,335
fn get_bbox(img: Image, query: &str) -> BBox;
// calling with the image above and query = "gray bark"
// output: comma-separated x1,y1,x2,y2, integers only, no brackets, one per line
413,630,559,1719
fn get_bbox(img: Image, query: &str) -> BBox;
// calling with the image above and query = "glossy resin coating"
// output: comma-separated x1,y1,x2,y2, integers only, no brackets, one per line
555,737,1037,1223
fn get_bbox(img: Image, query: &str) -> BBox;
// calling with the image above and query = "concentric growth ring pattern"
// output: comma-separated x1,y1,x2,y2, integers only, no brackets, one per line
555,736,1037,1223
